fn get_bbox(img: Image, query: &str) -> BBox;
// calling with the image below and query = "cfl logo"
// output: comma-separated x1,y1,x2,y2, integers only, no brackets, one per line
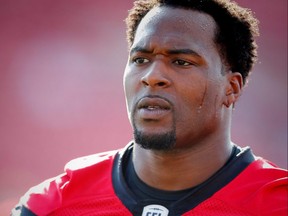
142,204,169,216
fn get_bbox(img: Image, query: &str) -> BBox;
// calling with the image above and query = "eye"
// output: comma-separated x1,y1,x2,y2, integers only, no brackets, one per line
173,59,192,66
133,57,150,65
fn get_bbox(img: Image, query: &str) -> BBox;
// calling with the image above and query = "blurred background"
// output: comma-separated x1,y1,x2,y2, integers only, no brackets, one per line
0,0,287,214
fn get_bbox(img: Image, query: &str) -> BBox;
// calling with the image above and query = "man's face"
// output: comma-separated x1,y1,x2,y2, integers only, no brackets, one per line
124,6,229,151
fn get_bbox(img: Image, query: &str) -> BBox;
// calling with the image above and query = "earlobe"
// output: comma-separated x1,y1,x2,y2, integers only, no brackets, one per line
223,72,243,108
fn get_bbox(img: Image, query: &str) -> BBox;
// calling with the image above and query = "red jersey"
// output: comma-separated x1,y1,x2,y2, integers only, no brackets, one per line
12,143,288,216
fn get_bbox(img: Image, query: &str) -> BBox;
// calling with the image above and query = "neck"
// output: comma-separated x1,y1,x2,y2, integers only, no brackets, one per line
132,139,233,191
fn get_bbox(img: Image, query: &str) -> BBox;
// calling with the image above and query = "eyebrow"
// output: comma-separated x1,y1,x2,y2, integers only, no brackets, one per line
168,49,201,57
130,46,202,58
130,47,152,55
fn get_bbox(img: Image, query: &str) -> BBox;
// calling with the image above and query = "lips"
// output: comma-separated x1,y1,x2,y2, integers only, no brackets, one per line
137,96,171,110
136,96,172,120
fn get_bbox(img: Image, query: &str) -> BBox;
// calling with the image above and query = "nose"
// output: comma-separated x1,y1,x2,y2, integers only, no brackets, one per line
141,61,171,88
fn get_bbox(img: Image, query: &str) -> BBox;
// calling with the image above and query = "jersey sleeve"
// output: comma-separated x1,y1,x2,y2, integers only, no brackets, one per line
11,150,118,215
11,205,37,216
11,173,71,215
249,167,288,216
213,157,288,216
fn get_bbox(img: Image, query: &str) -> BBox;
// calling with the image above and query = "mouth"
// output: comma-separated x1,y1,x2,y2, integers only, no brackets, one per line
145,106,166,110
136,96,172,120
137,96,171,110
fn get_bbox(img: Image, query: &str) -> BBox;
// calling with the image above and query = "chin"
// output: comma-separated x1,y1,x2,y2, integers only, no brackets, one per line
133,128,176,151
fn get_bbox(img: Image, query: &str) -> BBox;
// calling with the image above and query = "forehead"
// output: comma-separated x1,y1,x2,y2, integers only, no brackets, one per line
132,6,217,51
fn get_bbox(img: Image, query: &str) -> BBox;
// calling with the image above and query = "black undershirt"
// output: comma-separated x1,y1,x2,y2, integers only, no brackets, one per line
124,145,239,204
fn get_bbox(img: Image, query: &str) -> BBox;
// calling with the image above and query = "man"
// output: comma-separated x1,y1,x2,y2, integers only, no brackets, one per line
12,0,287,215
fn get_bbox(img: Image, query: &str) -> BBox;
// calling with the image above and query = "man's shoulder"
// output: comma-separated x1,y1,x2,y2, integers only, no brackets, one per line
12,148,124,216
248,157,288,180
64,148,119,172
225,155,287,193
214,156,288,215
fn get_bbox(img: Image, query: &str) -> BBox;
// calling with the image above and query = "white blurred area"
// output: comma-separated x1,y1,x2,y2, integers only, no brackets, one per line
10,36,98,128
0,0,286,214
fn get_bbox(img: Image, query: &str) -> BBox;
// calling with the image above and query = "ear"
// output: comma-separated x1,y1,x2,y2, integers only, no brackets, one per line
223,72,243,108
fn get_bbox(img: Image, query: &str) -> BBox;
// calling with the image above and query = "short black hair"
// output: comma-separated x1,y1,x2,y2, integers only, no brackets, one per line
126,0,259,84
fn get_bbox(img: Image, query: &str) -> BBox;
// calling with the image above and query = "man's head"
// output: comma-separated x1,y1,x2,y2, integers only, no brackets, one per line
123,0,259,151
126,0,259,85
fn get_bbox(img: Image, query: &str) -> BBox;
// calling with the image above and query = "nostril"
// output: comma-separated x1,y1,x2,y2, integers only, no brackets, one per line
141,79,149,86
157,82,166,87
141,78,170,88
140,70,171,88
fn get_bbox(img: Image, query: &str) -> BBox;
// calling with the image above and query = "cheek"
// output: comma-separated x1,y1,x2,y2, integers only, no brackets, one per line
178,79,208,109
123,82,133,115
123,65,131,94
200,82,226,122
176,80,223,120
123,68,132,112
123,71,139,116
